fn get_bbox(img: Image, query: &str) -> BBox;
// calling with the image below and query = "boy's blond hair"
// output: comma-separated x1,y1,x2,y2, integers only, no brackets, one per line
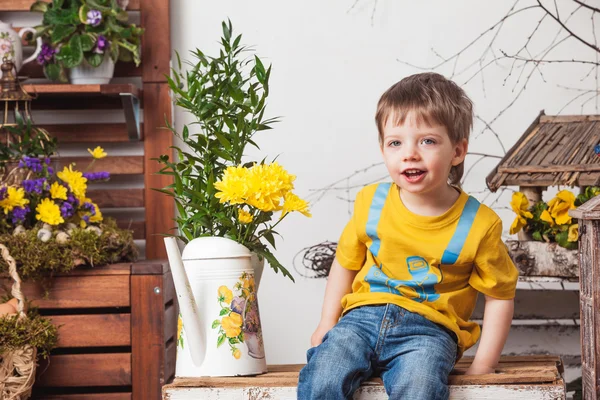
375,72,473,186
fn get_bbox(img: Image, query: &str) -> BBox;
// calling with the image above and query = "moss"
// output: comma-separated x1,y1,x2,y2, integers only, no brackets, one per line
0,218,137,282
0,308,58,359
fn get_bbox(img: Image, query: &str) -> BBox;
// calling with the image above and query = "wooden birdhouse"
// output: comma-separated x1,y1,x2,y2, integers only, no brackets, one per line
570,195,600,400
486,111,600,279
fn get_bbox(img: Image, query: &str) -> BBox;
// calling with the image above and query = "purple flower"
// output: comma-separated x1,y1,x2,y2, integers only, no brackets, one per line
86,10,102,26
36,43,56,66
83,202,96,216
94,35,109,54
230,296,246,315
83,171,110,181
60,202,75,218
10,206,29,224
47,166,54,175
44,157,51,165
82,215,90,224
0,186,6,200
19,157,43,173
22,178,46,194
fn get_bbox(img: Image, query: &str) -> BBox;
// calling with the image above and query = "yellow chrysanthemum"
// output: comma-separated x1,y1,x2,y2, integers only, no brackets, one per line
0,187,29,214
548,190,576,225
281,191,311,218
221,312,243,338
540,209,554,226
233,348,241,359
214,166,249,205
238,209,253,224
568,224,579,242
36,198,64,225
89,202,103,223
49,182,68,200
245,163,296,212
88,146,107,159
57,165,87,199
509,192,533,234
218,285,233,304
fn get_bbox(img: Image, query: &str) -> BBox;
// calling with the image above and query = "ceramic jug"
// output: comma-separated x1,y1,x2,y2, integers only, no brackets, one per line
0,20,42,76
164,236,267,377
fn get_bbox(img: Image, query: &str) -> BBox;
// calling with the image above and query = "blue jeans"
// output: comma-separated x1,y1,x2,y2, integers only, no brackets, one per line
297,304,458,400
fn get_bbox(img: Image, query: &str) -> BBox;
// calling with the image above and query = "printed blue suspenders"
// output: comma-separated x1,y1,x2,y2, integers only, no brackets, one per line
364,183,480,303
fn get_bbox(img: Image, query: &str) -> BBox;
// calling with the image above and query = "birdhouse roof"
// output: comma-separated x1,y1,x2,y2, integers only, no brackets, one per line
486,112,600,192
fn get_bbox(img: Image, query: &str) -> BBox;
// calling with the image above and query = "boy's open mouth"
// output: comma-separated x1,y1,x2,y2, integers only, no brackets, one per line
402,169,426,182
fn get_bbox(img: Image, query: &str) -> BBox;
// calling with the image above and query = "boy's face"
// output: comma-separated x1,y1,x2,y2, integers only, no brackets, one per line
380,110,468,197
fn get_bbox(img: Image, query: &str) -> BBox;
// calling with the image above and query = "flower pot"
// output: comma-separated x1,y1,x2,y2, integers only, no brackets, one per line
68,55,115,85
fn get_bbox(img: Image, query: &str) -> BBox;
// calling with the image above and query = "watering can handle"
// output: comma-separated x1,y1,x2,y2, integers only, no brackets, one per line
18,28,42,66
164,237,206,367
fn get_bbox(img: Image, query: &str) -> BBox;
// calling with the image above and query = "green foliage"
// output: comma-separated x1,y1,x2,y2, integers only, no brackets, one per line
153,21,297,281
0,110,57,167
0,307,58,359
30,0,144,82
0,218,137,282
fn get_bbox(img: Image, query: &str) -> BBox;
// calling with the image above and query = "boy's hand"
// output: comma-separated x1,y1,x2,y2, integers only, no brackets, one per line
464,363,495,375
310,319,336,347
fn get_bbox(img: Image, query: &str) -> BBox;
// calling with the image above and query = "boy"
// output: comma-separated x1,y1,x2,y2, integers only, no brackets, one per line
297,72,518,400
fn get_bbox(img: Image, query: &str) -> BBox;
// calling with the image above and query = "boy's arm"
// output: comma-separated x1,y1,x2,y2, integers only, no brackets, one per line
465,295,514,375
311,257,359,347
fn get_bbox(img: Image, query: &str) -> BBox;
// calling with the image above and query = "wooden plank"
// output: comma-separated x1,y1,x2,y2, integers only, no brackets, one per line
473,289,580,320
89,188,145,208
140,0,170,82
163,270,176,305
0,0,139,10
116,219,145,240
3,275,131,309
131,261,167,275
0,123,139,144
36,353,132,387
34,394,132,400
541,114,600,123
164,302,177,343
132,274,165,399
143,82,173,259
50,314,131,348
499,164,600,174
23,83,139,97
29,96,127,110
57,156,144,175
164,338,177,385
20,62,140,79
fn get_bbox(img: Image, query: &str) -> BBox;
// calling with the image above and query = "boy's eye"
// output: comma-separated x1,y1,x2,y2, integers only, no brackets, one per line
388,140,401,147
422,138,436,145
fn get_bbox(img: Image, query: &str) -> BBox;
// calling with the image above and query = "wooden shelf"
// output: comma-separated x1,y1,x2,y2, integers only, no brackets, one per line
0,0,140,11
22,83,140,98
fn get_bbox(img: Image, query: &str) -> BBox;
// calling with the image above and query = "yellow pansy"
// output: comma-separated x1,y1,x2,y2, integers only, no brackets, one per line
49,182,68,200
510,215,527,235
221,312,243,338
0,187,29,214
36,198,64,225
89,202,103,223
568,224,579,242
233,348,241,359
88,146,107,159
540,209,554,226
218,285,233,304
238,209,253,224
548,190,576,225
509,192,533,234
281,192,311,218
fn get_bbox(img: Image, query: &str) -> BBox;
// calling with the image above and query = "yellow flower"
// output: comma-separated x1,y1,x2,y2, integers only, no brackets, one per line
221,312,243,338
238,209,253,224
509,192,533,234
540,209,554,226
49,182,68,200
548,190,576,225
568,224,579,242
214,166,249,205
177,316,183,341
218,285,233,304
233,348,241,359
281,192,311,218
0,187,29,214
57,165,87,199
245,163,296,212
88,146,107,159
36,198,64,225
89,202,103,223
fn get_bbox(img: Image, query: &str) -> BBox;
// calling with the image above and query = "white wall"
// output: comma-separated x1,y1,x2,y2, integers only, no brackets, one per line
170,0,595,364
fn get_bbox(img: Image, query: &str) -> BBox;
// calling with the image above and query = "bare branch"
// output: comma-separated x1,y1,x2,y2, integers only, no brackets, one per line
573,0,600,13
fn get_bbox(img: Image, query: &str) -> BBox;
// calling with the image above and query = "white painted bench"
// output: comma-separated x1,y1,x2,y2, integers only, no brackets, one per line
162,355,566,399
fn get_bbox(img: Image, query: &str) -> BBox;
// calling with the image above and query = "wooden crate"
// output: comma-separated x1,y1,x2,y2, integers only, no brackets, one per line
163,356,566,400
1,261,177,400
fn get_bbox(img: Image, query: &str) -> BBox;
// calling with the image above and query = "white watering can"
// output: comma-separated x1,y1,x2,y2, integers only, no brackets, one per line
164,236,268,377
0,20,42,77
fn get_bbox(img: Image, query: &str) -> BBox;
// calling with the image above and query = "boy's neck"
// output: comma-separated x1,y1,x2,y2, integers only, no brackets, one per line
398,184,461,217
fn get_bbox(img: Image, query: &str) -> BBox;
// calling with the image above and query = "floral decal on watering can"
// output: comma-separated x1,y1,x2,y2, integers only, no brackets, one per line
0,32,14,60
212,272,265,360
177,314,184,349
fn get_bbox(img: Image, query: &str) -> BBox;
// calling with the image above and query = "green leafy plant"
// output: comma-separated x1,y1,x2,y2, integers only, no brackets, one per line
154,21,310,282
29,0,144,82
0,110,57,168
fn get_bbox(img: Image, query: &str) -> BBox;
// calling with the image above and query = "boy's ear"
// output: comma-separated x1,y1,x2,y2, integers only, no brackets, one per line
452,139,469,166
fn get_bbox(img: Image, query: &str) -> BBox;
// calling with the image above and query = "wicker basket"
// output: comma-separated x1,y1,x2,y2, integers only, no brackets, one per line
0,244,37,400
0,161,33,187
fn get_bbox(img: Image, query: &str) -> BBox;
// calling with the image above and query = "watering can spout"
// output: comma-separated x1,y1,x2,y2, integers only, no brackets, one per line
164,237,206,367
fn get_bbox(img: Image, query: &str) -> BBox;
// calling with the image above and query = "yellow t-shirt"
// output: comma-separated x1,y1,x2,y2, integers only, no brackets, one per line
336,182,518,358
